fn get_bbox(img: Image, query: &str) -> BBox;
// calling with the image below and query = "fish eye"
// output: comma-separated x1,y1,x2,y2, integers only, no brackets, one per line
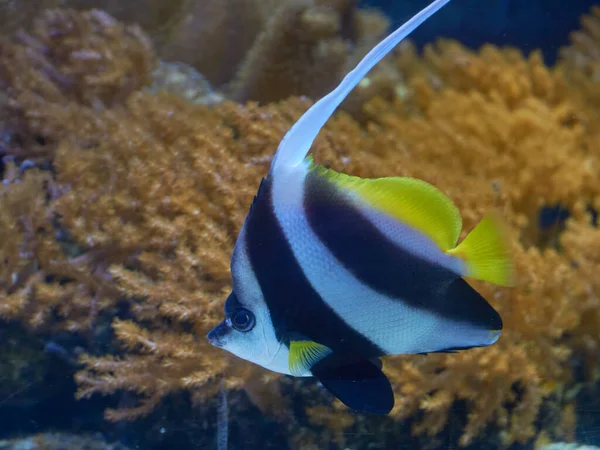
230,308,255,332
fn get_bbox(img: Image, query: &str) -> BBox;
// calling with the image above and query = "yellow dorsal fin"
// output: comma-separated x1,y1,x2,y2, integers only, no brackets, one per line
447,211,515,286
289,339,332,377
310,161,462,251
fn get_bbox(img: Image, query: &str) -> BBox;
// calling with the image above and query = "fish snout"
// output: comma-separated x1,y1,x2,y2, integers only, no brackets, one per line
207,321,229,347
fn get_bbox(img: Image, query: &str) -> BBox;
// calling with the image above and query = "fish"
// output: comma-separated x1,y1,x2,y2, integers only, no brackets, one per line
207,0,514,415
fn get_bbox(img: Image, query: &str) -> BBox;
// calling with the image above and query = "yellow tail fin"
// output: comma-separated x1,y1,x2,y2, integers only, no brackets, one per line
447,211,515,286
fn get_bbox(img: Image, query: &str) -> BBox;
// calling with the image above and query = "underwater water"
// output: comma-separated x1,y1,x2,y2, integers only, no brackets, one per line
1,0,600,449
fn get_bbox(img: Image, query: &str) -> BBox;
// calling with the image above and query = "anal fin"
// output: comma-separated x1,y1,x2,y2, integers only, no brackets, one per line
312,358,394,415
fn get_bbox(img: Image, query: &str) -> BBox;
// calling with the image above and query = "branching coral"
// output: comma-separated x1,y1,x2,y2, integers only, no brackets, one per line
2,1,398,116
558,6,600,111
226,0,392,105
380,38,598,242
0,8,158,335
2,5,600,450
0,164,117,333
65,95,305,418
0,164,54,323
0,8,156,166
1,8,155,107
67,0,395,110
0,6,298,418
50,85,600,445
144,0,396,109
392,40,570,117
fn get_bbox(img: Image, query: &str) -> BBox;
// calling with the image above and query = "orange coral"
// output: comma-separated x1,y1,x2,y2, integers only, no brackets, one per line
226,0,390,104
2,8,155,107
64,94,305,418
59,86,600,445
84,0,394,110
0,164,54,323
0,8,157,335
2,1,398,115
0,8,156,166
558,5,600,111
382,39,598,242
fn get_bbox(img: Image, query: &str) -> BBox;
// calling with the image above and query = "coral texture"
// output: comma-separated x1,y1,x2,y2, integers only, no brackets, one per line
2,0,397,111
558,5,600,111
1,5,600,450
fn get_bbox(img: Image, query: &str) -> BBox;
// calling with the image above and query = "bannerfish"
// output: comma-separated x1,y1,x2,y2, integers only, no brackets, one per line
207,0,514,415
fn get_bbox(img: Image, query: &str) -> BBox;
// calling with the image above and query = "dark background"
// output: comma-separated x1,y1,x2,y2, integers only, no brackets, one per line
359,0,598,64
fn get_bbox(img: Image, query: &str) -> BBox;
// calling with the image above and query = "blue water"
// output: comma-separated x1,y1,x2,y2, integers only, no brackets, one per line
364,0,596,63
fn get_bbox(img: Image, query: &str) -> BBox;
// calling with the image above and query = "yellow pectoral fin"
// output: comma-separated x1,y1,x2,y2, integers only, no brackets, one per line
309,161,462,251
289,339,332,377
447,211,515,286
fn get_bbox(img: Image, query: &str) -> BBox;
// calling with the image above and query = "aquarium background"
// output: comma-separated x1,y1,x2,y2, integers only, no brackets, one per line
1,0,600,449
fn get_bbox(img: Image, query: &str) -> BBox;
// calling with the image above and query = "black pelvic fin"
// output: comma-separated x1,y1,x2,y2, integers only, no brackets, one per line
312,358,394,415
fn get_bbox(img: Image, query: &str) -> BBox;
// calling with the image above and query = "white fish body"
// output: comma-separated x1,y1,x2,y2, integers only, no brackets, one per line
208,0,514,415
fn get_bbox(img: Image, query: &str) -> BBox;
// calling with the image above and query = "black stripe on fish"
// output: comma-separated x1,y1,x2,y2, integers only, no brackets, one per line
224,291,242,316
243,176,384,360
303,170,502,332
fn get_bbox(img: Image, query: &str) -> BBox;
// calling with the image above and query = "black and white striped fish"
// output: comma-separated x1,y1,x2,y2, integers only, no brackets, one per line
207,0,514,415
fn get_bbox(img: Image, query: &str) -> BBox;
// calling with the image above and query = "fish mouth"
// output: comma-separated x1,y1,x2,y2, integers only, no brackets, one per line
207,321,228,347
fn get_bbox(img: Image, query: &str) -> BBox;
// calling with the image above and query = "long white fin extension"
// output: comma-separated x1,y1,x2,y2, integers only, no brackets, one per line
270,0,452,174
